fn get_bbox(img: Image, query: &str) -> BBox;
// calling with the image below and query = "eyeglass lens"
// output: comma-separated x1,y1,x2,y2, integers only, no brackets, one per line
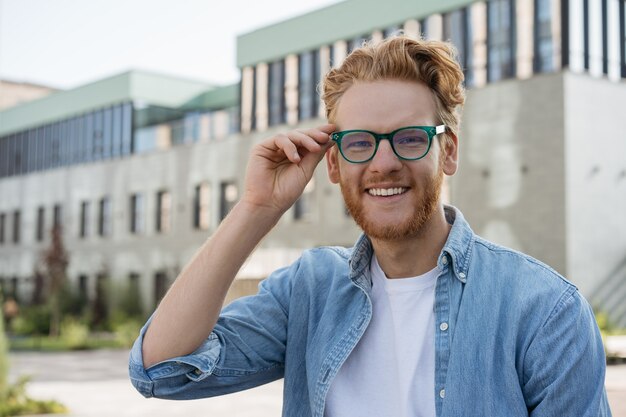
340,128,430,162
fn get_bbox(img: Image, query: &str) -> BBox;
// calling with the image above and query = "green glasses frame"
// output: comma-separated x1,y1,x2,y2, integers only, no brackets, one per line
330,125,446,163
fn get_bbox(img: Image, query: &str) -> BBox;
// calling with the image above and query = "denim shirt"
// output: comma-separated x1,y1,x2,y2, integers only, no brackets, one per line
129,206,612,417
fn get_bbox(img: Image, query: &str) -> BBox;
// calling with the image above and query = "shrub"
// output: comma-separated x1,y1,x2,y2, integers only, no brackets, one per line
60,318,89,350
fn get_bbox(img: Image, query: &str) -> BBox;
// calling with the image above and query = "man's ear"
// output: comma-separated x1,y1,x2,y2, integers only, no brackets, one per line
442,132,459,176
326,146,341,184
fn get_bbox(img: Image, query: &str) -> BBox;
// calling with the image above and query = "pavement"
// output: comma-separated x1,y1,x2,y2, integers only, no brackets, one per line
8,349,626,416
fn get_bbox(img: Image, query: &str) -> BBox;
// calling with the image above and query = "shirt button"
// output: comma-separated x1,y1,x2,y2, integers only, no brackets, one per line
459,272,466,279
440,389,446,399
194,369,202,375
440,322,449,331
442,256,448,265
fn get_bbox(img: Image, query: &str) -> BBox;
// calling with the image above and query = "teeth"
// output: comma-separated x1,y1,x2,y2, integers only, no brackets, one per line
368,187,406,197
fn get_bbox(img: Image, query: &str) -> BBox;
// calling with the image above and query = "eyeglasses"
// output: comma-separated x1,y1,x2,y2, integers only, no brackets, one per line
331,125,446,163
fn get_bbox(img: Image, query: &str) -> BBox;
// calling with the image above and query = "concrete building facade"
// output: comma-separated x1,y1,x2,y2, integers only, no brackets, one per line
1,0,625,324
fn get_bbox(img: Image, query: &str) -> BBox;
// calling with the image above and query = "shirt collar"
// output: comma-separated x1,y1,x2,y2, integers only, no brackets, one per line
348,205,475,285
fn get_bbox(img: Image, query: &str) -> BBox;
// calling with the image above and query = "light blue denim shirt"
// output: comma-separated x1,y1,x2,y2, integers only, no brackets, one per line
129,206,612,416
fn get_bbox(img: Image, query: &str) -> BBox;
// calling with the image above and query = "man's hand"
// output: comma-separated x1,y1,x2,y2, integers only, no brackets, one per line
242,124,336,215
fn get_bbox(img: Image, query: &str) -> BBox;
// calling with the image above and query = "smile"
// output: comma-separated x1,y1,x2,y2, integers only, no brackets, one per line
367,187,407,197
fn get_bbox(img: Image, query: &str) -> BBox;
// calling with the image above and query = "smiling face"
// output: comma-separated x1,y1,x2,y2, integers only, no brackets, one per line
326,79,458,241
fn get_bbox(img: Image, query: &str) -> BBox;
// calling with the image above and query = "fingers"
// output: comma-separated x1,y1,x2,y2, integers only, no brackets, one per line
267,124,336,163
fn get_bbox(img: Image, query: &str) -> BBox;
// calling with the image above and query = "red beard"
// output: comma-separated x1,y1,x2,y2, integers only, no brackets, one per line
340,162,444,241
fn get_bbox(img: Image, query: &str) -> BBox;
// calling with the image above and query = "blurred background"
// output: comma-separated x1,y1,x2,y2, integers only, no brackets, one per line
0,0,625,415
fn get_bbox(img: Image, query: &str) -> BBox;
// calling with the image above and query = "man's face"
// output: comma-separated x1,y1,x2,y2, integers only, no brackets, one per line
326,79,458,241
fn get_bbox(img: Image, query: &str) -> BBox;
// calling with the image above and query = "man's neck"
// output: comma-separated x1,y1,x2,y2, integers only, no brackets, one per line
370,206,451,279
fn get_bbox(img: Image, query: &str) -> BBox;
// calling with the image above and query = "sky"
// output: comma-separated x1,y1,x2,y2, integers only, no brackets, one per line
0,0,341,90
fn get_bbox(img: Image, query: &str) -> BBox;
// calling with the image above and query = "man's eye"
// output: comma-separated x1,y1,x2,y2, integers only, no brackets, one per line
345,140,373,149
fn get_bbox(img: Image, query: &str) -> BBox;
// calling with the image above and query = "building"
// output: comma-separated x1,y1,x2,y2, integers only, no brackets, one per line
0,79,57,111
1,0,626,324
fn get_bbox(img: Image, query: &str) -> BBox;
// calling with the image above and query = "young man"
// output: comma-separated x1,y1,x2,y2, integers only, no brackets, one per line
129,36,611,416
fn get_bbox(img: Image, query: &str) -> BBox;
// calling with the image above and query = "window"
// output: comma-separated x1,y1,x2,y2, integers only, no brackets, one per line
156,190,171,233
444,9,470,79
130,193,144,234
80,201,90,238
12,210,20,243
122,102,133,155
154,271,168,306
534,0,554,73
102,107,112,158
294,179,315,221
619,1,626,78
36,207,45,242
268,60,286,126
98,197,111,237
298,50,321,121
78,274,89,300
220,182,238,221
53,204,62,228
383,24,402,38
112,105,123,157
0,213,5,244
193,183,211,230
487,0,516,82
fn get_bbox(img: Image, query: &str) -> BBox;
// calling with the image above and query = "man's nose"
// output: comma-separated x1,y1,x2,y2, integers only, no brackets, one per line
368,139,402,173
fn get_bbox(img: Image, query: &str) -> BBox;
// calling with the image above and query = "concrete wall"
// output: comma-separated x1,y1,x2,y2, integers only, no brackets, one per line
564,73,626,322
452,72,567,275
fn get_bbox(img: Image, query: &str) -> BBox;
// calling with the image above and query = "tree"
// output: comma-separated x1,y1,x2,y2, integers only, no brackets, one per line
43,224,69,337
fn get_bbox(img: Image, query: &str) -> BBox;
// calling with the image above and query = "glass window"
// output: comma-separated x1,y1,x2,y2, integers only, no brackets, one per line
26,129,35,173
444,10,467,76
220,182,238,221
12,210,20,244
80,201,90,238
93,110,103,160
0,137,6,177
112,105,123,158
0,213,5,243
103,107,112,159
98,197,111,237
122,102,133,156
78,275,89,300
294,179,315,221
383,25,402,38
36,206,45,242
228,106,240,134
51,122,61,168
156,190,171,233
84,112,94,162
621,0,626,77
488,0,515,82
299,51,316,121
534,0,553,73
130,193,144,234
36,126,45,171
193,182,211,230
72,116,83,165
18,131,28,175
6,135,15,176
53,204,62,228
154,271,168,306
268,60,286,126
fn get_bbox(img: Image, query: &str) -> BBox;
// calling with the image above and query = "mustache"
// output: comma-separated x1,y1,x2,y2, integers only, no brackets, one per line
361,174,413,188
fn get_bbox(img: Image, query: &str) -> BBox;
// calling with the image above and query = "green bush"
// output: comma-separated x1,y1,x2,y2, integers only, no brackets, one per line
0,376,67,417
60,318,89,350
10,305,51,336
113,319,143,348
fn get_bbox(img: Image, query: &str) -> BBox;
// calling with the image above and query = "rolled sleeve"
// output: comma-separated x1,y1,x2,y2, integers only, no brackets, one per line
128,316,222,398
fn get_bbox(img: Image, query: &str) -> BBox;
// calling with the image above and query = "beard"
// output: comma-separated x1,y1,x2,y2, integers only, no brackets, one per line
340,162,444,241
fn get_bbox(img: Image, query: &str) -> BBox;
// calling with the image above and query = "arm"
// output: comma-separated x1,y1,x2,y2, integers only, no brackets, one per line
523,287,612,416
141,124,335,368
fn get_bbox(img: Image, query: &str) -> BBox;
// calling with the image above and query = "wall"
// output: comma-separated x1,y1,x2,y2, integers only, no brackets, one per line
452,72,567,275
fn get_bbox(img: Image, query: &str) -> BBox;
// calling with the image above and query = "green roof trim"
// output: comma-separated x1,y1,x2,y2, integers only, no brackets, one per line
237,0,476,67
0,71,217,136
182,84,239,110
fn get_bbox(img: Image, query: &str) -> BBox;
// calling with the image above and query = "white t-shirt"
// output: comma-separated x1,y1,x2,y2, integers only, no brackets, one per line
324,255,439,417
